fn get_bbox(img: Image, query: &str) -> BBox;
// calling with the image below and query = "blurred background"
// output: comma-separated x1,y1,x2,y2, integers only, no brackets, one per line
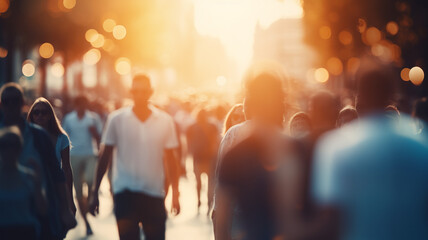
0,0,426,112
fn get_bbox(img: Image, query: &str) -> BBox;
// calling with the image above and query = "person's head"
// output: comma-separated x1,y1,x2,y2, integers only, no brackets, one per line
223,103,245,135
0,126,23,168
130,74,153,107
195,108,209,124
243,65,286,127
337,106,358,127
289,112,311,138
308,90,340,133
0,83,25,119
73,95,88,114
356,68,396,116
385,104,400,122
27,97,66,136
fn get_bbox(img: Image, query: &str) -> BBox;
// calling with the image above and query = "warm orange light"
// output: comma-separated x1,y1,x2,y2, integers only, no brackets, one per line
85,29,99,43
365,27,382,45
400,68,410,81
216,76,227,87
314,68,329,83
63,0,76,10
102,39,115,52
0,47,7,58
51,63,64,78
0,0,9,13
91,34,105,48
339,31,353,45
115,57,131,75
409,66,424,86
386,21,399,35
22,60,35,77
319,26,331,40
347,57,360,74
39,43,54,59
113,25,127,40
326,57,343,76
103,19,116,33
83,49,101,65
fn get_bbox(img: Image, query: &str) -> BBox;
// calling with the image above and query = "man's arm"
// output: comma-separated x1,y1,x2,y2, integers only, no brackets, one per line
164,148,181,215
89,144,113,216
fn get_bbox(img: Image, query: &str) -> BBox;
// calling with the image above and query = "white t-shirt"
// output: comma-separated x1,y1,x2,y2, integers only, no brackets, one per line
102,105,179,197
63,111,103,156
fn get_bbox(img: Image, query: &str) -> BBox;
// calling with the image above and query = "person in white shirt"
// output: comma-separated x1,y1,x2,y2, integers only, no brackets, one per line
89,75,181,240
62,95,103,235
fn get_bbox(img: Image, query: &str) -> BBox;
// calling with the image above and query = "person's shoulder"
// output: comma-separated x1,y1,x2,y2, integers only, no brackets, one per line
108,106,131,120
150,105,174,121
63,111,76,121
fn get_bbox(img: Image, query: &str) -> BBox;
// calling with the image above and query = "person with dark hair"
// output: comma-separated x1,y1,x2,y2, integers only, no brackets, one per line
89,74,181,240
336,106,358,127
215,65,296,240
0,83,76,239
222,103,245,136
27,97,76,216
413,97,428,135
186,107,219,214
308,91,340,138
62,95,102,236
0,126,46,240
311,67,428,240
289,112,311,138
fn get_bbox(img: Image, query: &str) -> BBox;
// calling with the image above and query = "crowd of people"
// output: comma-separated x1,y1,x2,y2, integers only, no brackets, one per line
0,59,427,240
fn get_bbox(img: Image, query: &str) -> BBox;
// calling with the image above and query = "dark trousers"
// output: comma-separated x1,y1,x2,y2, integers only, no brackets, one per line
114,190,166,240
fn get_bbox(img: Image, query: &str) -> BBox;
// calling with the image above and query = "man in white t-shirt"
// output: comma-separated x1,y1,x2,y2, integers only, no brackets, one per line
89,75,181,240
63,95,103,235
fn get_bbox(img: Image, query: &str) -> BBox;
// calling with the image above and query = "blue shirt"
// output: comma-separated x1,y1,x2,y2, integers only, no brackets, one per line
312,114,428,240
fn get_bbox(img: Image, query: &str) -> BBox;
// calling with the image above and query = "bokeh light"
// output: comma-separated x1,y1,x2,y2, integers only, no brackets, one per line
365,27,381,45
115,57,131,75
51,63,65,78
0,47,7,58
0,0,9,14
386,21,399,35
319,26,332,40
39,42,54,59
216,76,227,87
400,68,410,81
22,60,35,77
314,68,329,83
85,29,99,43
113,25,127,40
83,49,101,65
339,31,353,45
103,19,116,33
409,66,424,86
326,57,343,75
91,34,105,48
63,0,76,10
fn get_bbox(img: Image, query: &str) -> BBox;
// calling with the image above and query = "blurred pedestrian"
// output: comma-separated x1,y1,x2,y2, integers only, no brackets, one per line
186,108,219,214
312,67,428,240
27,97,76,216
289,112,311,138
89,74,181,240
0,126,46,240
0,83,76,239
62,95,102,236
215,66,295,240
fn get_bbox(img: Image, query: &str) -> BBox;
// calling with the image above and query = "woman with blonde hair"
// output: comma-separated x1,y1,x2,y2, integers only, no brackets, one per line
27,97,76,216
